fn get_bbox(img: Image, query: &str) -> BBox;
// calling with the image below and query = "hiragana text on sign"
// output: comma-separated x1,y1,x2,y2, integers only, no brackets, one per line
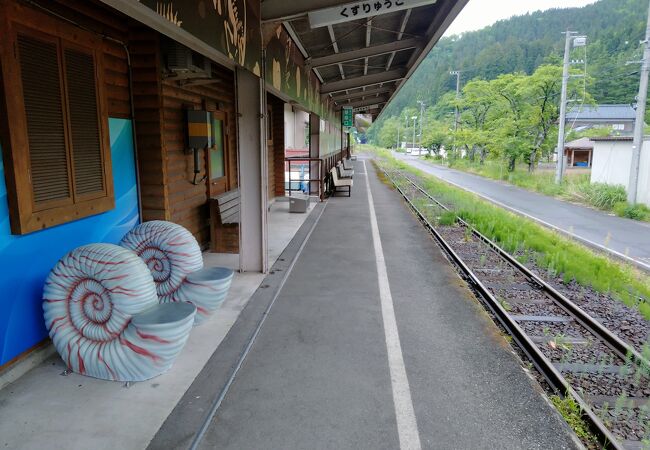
340,0,404,18
308,0,436,29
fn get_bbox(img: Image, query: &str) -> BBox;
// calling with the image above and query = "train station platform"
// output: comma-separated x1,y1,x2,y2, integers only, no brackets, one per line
148,157,579,449
0,157,580,450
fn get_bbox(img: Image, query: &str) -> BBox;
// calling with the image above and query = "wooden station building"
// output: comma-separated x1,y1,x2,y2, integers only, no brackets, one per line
0,0,466,373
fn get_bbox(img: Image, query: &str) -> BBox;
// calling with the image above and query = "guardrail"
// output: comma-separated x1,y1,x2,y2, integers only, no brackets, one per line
285,157,323,201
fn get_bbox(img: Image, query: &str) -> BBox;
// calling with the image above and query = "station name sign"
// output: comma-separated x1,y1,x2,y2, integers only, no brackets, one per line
342,106,354,127
353,104,378,112
308,0,438,29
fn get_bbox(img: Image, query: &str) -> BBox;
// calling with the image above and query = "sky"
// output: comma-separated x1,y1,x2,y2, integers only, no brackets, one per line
444,0,599,37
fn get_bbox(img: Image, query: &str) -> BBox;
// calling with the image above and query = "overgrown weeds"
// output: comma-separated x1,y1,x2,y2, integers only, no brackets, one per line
550,396,599,447
566,181,627,210
363,145,650,320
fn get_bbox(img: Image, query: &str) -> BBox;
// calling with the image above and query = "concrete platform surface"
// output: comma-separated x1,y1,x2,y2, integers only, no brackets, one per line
0,201,316,450
155,158,580,450
395,153,650,271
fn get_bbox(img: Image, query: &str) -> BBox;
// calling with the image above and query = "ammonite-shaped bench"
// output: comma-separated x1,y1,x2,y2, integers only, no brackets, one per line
120,221,234,325
43,244,196,382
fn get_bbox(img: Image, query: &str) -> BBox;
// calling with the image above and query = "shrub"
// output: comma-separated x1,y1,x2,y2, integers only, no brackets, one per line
614,201,650,221
569,182,627,210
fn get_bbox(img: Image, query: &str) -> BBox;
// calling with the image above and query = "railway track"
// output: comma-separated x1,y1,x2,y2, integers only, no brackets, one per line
378,163,650,450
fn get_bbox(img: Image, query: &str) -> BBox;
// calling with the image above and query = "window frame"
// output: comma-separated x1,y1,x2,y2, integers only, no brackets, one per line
266,104,273,143
206,109,228,197
0,2,113,235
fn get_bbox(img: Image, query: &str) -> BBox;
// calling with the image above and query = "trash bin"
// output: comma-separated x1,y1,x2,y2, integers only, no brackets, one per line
289,194,309,213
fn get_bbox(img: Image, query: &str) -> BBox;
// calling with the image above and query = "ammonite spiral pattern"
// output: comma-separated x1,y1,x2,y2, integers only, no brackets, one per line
120,221,203,300
121,221,233,324
43,243,196,381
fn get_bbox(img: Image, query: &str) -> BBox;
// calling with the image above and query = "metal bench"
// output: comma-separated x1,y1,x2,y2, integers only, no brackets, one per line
337,161,354,178
330,167,352,197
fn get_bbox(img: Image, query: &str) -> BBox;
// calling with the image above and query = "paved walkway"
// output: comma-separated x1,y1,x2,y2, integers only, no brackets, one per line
150,157,578,449
395,153,650,271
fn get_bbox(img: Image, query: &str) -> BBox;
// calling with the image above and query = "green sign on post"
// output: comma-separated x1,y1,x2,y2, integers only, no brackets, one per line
342,106,353,128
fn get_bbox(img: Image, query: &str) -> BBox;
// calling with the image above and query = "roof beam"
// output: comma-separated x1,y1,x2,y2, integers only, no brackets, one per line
332,86,393,102
262,0,350,22
386,9,412,70
342,96,389,109
376,0,469,122
308,38,421,69
326,25,346,82
364,19,372,76
341,96,388,108
321,69,407,94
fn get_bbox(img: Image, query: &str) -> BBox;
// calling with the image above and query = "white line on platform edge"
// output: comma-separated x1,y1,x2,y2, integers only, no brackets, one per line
189,203,327,450
363,160,422,450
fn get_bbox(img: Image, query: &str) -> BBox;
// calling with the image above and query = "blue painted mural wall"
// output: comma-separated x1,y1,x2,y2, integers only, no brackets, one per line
0,118,140,366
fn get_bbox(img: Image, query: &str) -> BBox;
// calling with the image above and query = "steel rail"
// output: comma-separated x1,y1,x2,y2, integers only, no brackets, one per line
378,164,624,450
403,172,650,371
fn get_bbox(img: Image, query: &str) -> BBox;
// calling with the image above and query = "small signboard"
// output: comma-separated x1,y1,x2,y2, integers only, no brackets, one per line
342,106,354,127
573,36,587,47
353,104,378,112
309,0,438,29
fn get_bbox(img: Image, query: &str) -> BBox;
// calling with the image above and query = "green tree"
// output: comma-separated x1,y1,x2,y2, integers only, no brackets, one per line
421,120,450,155
377,117,399,148
455,79,499,163
368,0,647,140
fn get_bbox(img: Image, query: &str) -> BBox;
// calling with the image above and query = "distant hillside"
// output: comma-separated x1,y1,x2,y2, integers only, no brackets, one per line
374,0,647,127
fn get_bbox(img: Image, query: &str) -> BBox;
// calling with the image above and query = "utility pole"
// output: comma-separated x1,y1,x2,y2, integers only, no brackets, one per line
555,30,578,184
450,71,461,131
628,0,650,204
417,100,425,152
396,120,400,149
412,116,417,153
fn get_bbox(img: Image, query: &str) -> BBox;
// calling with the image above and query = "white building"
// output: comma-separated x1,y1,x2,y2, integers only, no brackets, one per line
590,137,650,207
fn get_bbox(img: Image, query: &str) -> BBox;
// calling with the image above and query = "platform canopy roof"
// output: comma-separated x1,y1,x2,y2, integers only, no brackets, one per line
262,0,468,120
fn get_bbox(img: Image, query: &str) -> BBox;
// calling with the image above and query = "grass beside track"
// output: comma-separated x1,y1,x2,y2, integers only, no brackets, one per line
364,145,650,321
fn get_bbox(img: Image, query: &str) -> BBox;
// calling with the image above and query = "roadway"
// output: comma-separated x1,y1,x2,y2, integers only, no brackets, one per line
395,153,650,271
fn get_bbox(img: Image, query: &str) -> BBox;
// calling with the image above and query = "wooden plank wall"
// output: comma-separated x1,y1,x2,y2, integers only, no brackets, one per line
32,1,241,250
267,139,274,200
268,94,286,198
273,99,285,197
130,27,169,222
161,65,237,247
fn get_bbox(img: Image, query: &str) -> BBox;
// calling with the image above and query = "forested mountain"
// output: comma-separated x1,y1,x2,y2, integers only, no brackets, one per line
369,0,647,138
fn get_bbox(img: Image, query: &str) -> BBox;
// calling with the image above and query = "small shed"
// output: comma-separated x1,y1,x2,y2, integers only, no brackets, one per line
590,136,650,207
564,137,594,168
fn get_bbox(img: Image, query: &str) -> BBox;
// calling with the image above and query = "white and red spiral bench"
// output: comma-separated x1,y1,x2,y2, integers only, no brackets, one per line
120,221,234,325
43,221,234,382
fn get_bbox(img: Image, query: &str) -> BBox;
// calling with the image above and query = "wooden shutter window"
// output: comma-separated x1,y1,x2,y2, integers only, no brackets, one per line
17,33,71,207
1,6,114,235
64,47,104,197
